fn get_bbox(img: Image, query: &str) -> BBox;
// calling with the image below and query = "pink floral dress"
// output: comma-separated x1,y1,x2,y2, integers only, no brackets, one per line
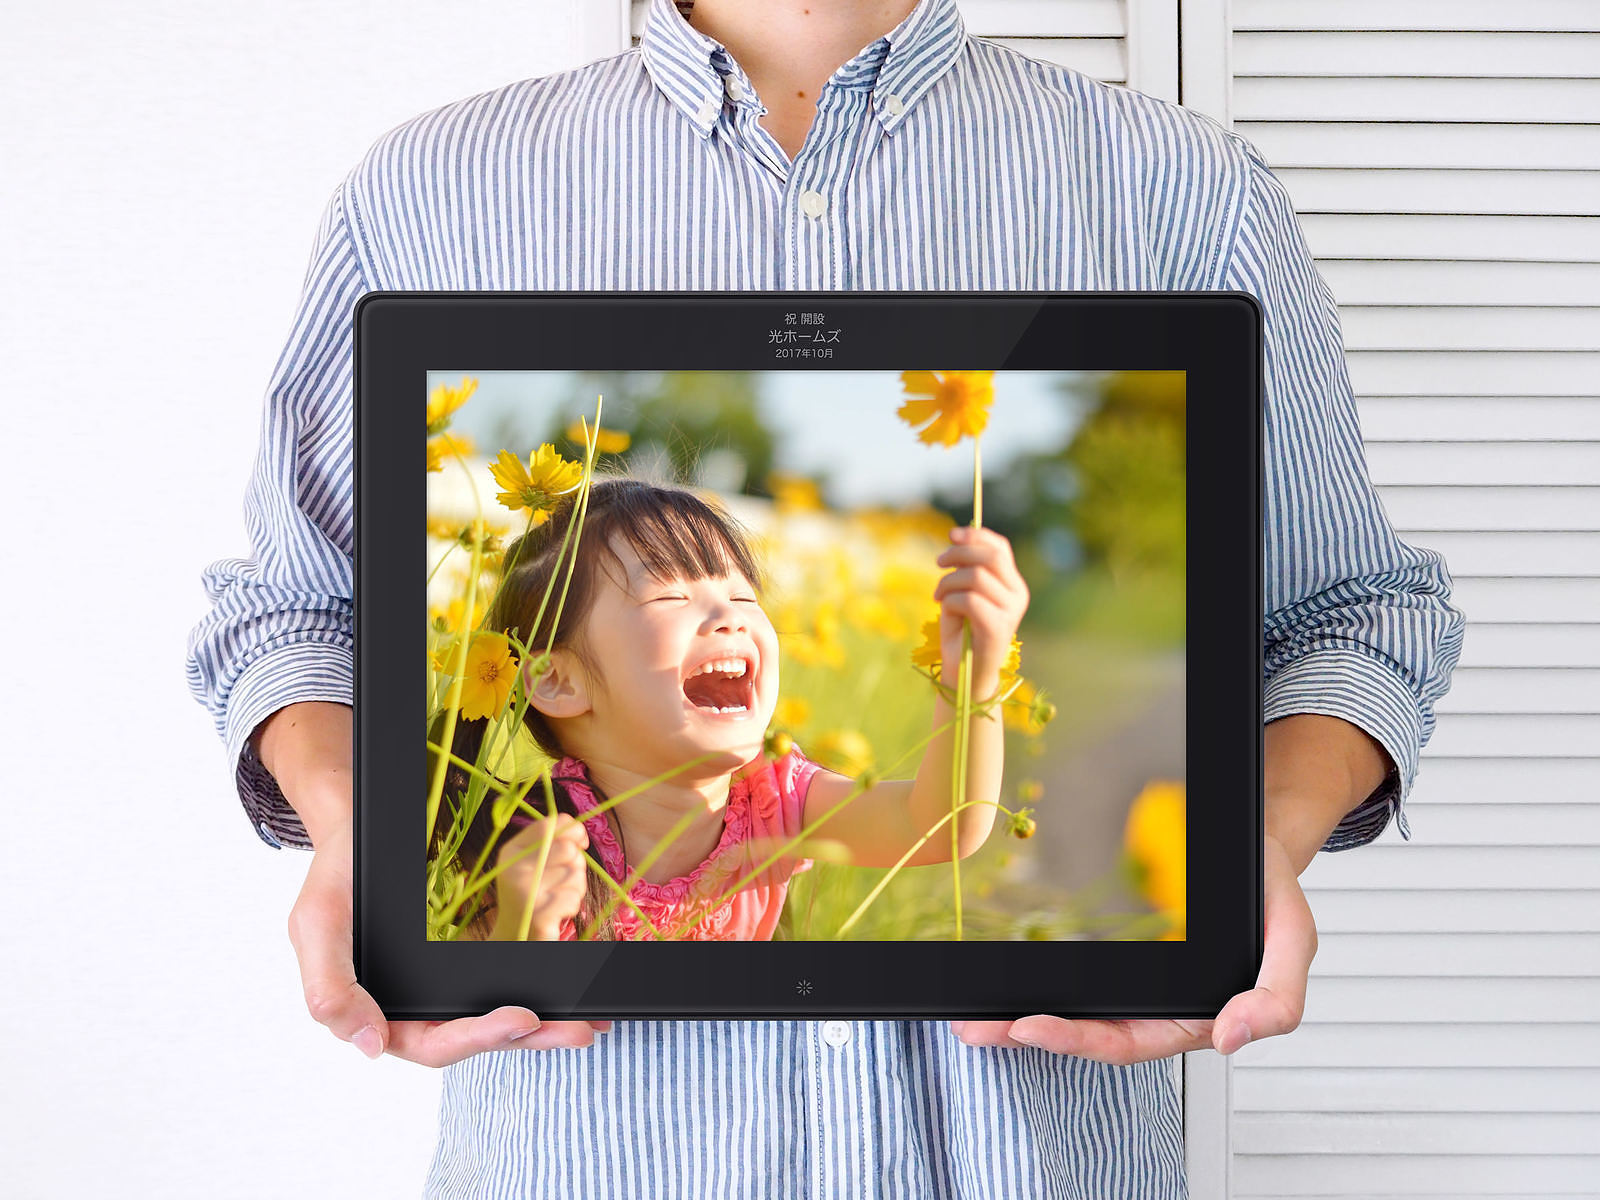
551,746,821,941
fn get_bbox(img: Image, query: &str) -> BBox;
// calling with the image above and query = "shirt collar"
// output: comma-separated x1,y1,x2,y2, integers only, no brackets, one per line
640,0,967,140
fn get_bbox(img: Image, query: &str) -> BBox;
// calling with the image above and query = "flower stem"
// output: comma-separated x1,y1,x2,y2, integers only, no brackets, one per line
951,627,970,941
836,797,1002,938
577,803,705,941
426,540,455,587
511,775,560,941
670,713,963,938
973,437,983,526
949,434,984,941
544,402,601,654
425,440,487,851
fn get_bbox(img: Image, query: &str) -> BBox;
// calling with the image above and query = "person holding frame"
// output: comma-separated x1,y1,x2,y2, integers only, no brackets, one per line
184,0,1466,1193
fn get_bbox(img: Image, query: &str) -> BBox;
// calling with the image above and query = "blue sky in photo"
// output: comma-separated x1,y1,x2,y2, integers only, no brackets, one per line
431,369,1097,509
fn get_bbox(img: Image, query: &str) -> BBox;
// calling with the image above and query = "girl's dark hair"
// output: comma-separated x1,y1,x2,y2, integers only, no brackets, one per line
427,476,767,941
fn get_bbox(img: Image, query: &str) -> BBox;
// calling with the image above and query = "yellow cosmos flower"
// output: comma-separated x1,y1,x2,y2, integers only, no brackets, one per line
489,444,584,514
769,472,824,513
772,695,812,731
450,631,520,721
426,431,477,473
900,504,959,541
879,561,941,604
1123,780,1186,940
779,602,846,669
911,617,1021,691
845,593,908,640
426,515,508,549
910,618,942,672
1003,678,1045,735
426,376,478,435
856,505,955,546
427,637,452,674
564,420,631,455
897,370,995,447
430,593,487,635
810,729,875,777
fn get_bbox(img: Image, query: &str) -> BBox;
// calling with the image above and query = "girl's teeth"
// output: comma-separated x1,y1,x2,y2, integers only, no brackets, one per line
695,659,747,676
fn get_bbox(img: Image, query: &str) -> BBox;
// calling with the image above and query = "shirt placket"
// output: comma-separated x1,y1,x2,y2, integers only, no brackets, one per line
807,1018,867,1199
734,85,855,292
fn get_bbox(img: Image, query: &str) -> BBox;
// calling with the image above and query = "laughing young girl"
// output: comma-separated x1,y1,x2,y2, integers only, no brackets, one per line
430,476,1029,941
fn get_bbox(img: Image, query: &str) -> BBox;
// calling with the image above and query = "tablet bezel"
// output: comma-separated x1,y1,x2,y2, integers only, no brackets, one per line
357,290,1263,1020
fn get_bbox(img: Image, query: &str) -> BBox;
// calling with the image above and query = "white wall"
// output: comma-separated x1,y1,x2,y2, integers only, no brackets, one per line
0,3,600,1196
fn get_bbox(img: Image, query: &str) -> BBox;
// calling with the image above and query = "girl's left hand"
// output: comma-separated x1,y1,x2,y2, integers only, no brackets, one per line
933,525,1030,696
949,834,1316,1063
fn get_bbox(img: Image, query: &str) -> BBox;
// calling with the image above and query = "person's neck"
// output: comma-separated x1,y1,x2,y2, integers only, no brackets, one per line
577,750,740,880
686,0,919,151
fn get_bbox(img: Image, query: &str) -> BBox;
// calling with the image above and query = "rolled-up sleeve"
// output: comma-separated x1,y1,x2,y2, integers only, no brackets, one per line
1218,134,1467,853
184,177,368,850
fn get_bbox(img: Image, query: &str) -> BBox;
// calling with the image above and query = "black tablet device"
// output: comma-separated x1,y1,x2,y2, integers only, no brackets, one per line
358,291,1262,1021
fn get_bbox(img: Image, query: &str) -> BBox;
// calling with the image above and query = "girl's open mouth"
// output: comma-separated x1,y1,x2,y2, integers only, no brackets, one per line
682,653,757,716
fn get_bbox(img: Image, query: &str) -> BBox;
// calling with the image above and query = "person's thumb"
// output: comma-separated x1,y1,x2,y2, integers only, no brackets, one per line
288,847,390,1058
1213,834,1316,1055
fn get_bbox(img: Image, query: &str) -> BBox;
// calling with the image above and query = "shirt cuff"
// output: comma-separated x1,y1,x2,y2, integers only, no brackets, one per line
1263,645,1421,852
222,639,354,850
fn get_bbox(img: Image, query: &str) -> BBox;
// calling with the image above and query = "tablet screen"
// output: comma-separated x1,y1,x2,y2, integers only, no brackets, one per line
424,366,1186,946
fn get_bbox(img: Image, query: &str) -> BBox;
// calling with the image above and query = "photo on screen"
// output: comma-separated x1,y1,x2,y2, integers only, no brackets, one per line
423,369,1185,943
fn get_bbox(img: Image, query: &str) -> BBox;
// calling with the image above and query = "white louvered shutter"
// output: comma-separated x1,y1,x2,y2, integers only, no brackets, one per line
1188,2,1600,1197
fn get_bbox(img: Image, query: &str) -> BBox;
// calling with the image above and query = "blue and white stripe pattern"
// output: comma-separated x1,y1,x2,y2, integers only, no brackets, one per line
184,0,1466,1192
427,1018,1187,1198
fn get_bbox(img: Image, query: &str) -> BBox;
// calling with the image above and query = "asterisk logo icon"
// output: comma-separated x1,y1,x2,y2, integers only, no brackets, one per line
795,979,814,996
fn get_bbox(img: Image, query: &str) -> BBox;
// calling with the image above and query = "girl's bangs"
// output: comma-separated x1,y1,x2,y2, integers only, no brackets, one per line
608,489,765,592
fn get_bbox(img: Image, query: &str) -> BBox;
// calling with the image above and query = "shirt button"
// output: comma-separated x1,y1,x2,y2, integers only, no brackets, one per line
799,190,827,218
822,1020,852,1047
725,76,745,101
698,97,720,123
883,92,905,116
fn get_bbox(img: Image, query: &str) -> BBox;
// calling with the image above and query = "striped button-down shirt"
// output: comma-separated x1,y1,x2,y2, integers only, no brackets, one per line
184,0,1466,1193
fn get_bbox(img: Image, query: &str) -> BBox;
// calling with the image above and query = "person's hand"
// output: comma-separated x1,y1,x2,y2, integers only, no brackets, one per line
489,811,591,942
933,525,1030,695
949,833,1314,1063
288,821,611,1068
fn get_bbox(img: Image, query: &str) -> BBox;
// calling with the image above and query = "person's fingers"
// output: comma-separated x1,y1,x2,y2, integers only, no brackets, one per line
939,590,1007,634
1213,835,1317,1054
551,812,590,842
505,813,588,853
383,1006,557,1068
940,529,1027,592
1012,1018,1212,1065
933,564,985,601
936,545,1023,592
499,826,586,875
288,844,393,1058
950,1019,1031,1049
953,1017,1213,1065
530,884,588,941
933,566,1018,609
503,1020,605,1051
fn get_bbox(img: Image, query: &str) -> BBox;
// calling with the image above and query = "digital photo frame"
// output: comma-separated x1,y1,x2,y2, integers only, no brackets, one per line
358,291,1262,1021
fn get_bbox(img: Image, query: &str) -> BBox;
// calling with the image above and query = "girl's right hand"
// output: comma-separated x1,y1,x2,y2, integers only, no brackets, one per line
490,811,592,941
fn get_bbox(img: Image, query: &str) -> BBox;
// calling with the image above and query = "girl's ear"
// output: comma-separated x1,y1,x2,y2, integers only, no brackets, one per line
524,648,592,719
